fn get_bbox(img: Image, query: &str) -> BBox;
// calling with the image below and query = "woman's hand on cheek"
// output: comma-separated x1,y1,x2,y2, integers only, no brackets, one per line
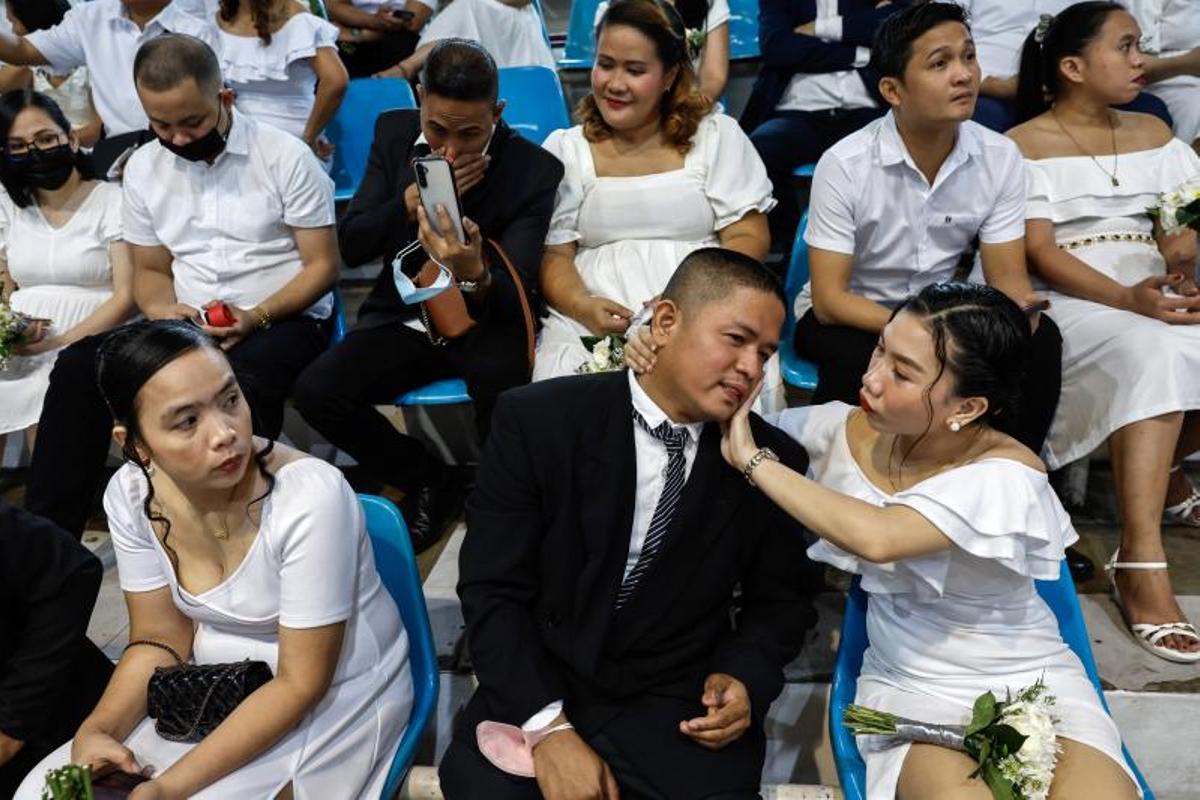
720,379,763,471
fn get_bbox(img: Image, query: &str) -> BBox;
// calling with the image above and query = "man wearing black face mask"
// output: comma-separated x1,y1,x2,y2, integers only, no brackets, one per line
22,35,339,539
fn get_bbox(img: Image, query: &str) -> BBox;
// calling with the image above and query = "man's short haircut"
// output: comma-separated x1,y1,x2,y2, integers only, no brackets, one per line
871,2,971,80
133,34,223,96
661,247,786,316
420,38,499,105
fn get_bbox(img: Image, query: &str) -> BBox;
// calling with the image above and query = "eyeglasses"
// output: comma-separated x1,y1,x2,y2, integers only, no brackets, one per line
6,131,67,156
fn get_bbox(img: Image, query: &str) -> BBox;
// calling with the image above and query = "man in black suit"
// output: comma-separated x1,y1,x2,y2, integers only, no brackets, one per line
293,38,563,551
439,248,819,799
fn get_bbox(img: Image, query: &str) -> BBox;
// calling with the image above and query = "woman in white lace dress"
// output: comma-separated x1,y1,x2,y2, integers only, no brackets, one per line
728,283,1137,800
0,91,132,455
1007,2,1200,662
534,0,775,389
214,0,349,165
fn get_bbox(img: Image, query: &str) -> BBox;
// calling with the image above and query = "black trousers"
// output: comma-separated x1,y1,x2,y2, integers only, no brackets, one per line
24,318,329,537
796,309,1063,454
438,692,765,800
293,319,529,492
750,107,887,253
337,32,420,78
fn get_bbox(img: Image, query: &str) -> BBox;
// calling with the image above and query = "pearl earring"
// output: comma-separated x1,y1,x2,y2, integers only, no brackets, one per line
949,420,961,433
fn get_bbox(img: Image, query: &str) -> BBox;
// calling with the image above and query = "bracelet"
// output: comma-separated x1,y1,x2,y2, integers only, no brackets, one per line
742,447,779,487
251,305,273,330
123,639,185,666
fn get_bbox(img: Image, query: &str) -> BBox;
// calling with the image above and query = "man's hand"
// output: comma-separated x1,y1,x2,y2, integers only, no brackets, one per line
146,303,201,324
448,151,491,196
679,673,752,750
416,204,486,283
403,182,422,222
199,303,258,350
794,19,816,35
370,7,408,32
532,727,620,800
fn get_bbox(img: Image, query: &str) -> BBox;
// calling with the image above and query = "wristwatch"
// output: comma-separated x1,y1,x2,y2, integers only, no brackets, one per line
457,267,492,293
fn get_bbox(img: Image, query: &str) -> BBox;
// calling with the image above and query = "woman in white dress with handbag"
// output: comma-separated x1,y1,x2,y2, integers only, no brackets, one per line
1007,2,1200,662
534,0,774,387
0,90,132,454
725,282,1137,799
215,0,349,165
15,321,413,800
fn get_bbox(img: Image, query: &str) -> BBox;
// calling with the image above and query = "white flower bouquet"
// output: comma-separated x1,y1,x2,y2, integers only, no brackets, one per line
844,680,1060,800
1149,176,1200,236
576,334,627,374
0,299,32,370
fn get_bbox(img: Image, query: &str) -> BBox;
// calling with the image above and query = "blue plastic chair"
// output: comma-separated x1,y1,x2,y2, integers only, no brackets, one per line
330,286,348,344
395,378,472,406
830,565,1155,800
561,0,761,69
779,209,819,391
498,66,571,144
358,494,440,800
328,78,418,203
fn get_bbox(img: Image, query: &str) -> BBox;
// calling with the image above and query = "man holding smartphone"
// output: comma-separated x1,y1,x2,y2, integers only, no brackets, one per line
294,38,563,552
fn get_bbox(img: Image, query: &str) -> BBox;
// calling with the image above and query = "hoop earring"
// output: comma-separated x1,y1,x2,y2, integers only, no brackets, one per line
948,420,962,433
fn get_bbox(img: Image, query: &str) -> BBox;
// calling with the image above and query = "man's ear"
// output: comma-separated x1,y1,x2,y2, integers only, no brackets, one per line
417,84,426,103
493,99,506,122
218,86,236,109
651,298,682,347
878,76,903,108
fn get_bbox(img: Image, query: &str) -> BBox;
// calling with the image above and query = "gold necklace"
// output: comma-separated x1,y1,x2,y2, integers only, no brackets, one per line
1052,108,1120,187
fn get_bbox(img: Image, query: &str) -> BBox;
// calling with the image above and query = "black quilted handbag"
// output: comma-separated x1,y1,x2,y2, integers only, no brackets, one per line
130,640,273,743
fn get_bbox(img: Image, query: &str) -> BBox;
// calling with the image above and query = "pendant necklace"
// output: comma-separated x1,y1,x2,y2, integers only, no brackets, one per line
1052,107,1120,187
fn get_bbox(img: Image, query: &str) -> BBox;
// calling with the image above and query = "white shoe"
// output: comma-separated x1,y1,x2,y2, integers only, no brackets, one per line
1105,550,1200,664
1163,486,1200,526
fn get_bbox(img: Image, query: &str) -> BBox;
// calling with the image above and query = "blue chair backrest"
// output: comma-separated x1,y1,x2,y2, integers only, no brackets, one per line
331,286,348,344
498,66,571,144
726,0,760,59
782,209,810,344
357,494,439,799
830,567,1155,799
329,79,418,202
562,0,761,66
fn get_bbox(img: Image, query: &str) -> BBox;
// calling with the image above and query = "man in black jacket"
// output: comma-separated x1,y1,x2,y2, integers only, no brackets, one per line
294,38,563,551
742,0,905,255
0,501,113,797
439,249,819,799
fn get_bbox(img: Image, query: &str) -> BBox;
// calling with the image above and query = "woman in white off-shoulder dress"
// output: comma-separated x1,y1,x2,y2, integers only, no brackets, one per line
0,91,132,447
727,283,1137,799
215,0,349,165
15,321,412,800
1007,2,1200,662
535,0,775,395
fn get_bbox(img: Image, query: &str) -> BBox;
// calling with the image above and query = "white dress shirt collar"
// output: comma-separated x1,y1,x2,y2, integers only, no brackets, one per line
627,370,705,444
877,111,982,188
110,1,194,33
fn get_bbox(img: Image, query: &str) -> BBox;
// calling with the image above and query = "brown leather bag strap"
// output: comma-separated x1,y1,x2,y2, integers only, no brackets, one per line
487,238,536,374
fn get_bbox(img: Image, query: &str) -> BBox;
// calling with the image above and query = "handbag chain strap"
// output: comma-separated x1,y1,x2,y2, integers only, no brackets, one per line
179,663,239,742
124,639,185,666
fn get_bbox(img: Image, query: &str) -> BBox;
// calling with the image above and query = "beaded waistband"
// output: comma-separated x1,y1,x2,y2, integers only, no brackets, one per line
1056,232,1156,251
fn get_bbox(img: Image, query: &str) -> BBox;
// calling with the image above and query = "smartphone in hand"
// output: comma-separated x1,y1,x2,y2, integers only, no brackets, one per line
413,156,467,243
391,7,415,19
92,770,151,800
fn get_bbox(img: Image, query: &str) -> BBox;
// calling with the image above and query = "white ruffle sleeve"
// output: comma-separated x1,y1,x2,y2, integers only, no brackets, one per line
810,459,1077,599
219,14,340,84
542,126,586,246
698,112,776,229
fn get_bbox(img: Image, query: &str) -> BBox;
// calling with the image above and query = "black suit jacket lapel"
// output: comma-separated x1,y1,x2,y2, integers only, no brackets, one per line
608,423,742,654
573,375,638,671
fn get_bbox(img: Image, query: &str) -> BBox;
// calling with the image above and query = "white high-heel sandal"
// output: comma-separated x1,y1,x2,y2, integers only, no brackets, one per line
1163,466,1200,526
1105,550,1200,664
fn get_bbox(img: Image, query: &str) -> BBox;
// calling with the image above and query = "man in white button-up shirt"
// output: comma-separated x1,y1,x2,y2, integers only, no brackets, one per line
0,0,217,166
24,34,339,540
795,2,1062,457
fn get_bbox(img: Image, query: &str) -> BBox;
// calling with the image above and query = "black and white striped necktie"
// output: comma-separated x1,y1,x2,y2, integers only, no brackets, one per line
615,409,690,610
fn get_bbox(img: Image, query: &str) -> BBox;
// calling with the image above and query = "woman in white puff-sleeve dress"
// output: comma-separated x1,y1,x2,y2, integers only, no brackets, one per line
723,283,1138,799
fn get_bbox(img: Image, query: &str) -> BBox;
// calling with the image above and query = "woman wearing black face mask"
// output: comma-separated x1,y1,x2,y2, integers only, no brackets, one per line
0,90,134,458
